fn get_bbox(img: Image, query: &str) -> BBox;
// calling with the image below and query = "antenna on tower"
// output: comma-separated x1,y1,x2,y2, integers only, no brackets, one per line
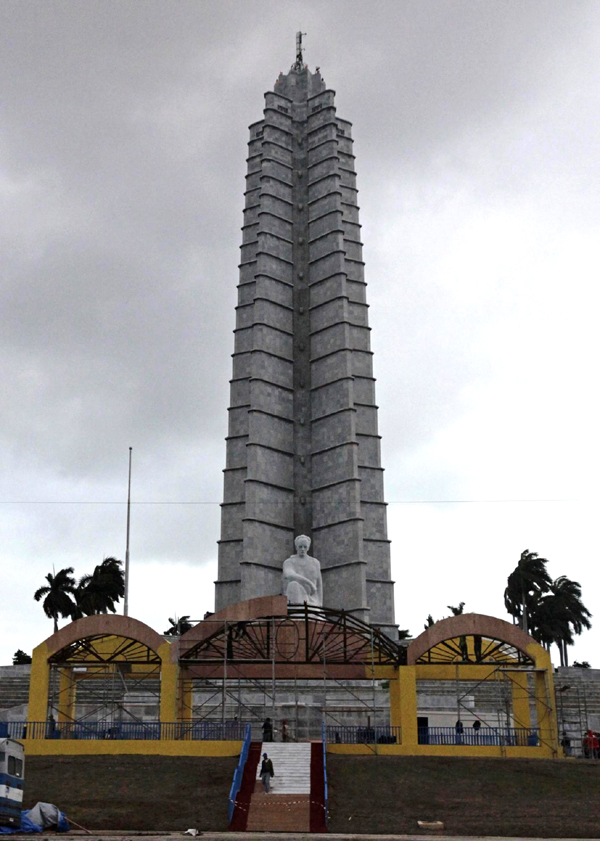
295,31,306,70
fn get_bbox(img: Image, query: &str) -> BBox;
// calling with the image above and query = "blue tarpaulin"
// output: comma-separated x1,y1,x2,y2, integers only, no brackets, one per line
0,803,69,834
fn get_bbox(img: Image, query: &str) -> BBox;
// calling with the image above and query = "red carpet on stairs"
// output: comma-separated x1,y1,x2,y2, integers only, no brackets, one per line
310,741,328,833
228,741,261,831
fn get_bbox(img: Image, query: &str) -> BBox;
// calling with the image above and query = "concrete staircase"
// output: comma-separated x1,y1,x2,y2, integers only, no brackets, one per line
246,742,312,832
255,742,311,794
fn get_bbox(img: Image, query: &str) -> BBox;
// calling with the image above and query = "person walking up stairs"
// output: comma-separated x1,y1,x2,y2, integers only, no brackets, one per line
259,752,274,792
246,742,312,831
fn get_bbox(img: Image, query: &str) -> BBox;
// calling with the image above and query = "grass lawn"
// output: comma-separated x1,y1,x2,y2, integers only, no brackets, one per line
327,755,600,837
24,753,600,835
24,755,237,832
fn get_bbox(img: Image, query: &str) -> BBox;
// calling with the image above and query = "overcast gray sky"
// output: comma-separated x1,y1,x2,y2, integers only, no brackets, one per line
1,0,598,665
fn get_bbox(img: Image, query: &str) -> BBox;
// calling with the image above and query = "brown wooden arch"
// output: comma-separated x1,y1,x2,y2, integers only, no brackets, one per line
174,596,288,662
42,614,167,662
407,613,543,666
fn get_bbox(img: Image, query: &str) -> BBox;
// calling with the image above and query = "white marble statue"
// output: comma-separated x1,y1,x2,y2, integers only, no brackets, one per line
282,535,323,606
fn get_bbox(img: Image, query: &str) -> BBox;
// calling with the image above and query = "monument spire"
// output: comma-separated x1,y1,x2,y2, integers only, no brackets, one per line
294,31,306,71
215,55,397,637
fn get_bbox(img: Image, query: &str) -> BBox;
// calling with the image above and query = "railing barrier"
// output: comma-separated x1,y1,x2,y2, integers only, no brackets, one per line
228,724,252,823
417,726,541,746
321,721,329,826
5,720,249,741
325,724,401,745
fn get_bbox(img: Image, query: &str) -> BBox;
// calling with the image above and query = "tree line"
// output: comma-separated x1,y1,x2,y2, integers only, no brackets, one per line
33,557,125,633
420,551,591,666
26,548,591,668
504,549,591,666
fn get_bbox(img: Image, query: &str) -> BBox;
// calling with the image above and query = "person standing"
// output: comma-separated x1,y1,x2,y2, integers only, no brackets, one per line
583,730,599,759
262,717,273,742
260,752,274,793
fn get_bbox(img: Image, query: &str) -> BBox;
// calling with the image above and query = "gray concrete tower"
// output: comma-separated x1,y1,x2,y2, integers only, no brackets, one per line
215,49,396,637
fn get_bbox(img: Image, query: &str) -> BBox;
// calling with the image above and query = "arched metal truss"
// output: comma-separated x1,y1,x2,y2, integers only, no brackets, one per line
180,605,403,666
49,634,161,665
46,634,161,738
415,634,535,666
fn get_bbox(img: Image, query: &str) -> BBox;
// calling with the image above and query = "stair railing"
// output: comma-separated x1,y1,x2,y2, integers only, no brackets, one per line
227,723,252,823
321,720,329,826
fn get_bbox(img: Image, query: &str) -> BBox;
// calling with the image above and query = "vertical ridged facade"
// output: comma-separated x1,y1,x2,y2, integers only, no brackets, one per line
215,62,396,637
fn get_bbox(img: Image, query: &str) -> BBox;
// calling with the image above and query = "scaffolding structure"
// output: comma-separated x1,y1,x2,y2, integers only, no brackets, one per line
23,606,561,758
177,605,400,742
46,634,161,736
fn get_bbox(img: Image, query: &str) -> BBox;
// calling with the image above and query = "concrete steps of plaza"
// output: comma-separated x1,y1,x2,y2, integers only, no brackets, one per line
255,741,311,794
245,742,313,832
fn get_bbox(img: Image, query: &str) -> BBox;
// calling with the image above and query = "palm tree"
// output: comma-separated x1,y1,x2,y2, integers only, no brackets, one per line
504,550,552,633
164,615,193,636
34,568,77,632
397,629,411,641
545,576,591,666
526,575,592,666
527,594,558,651
73,557,125,617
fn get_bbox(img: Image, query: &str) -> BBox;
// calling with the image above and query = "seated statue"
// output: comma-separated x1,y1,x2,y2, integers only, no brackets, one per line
282,535,323,606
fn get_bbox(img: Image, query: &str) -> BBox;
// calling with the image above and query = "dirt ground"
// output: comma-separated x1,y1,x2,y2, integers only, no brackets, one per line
327,755,600,837
24,755,237,832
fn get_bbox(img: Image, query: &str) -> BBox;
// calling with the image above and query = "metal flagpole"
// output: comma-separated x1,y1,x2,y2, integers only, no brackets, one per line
124,447,132,617
223,622,227,724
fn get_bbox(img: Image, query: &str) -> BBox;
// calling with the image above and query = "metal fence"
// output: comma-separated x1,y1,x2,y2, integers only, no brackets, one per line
162,721,248,741
325,724,401,745
3,720,248,741
227,724,252,823
418,726,540,746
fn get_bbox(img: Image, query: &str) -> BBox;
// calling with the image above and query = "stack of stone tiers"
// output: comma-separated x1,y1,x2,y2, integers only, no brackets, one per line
216,63,396,637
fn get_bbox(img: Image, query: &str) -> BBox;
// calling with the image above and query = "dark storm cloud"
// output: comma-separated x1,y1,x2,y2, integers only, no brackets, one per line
1,0,598,662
